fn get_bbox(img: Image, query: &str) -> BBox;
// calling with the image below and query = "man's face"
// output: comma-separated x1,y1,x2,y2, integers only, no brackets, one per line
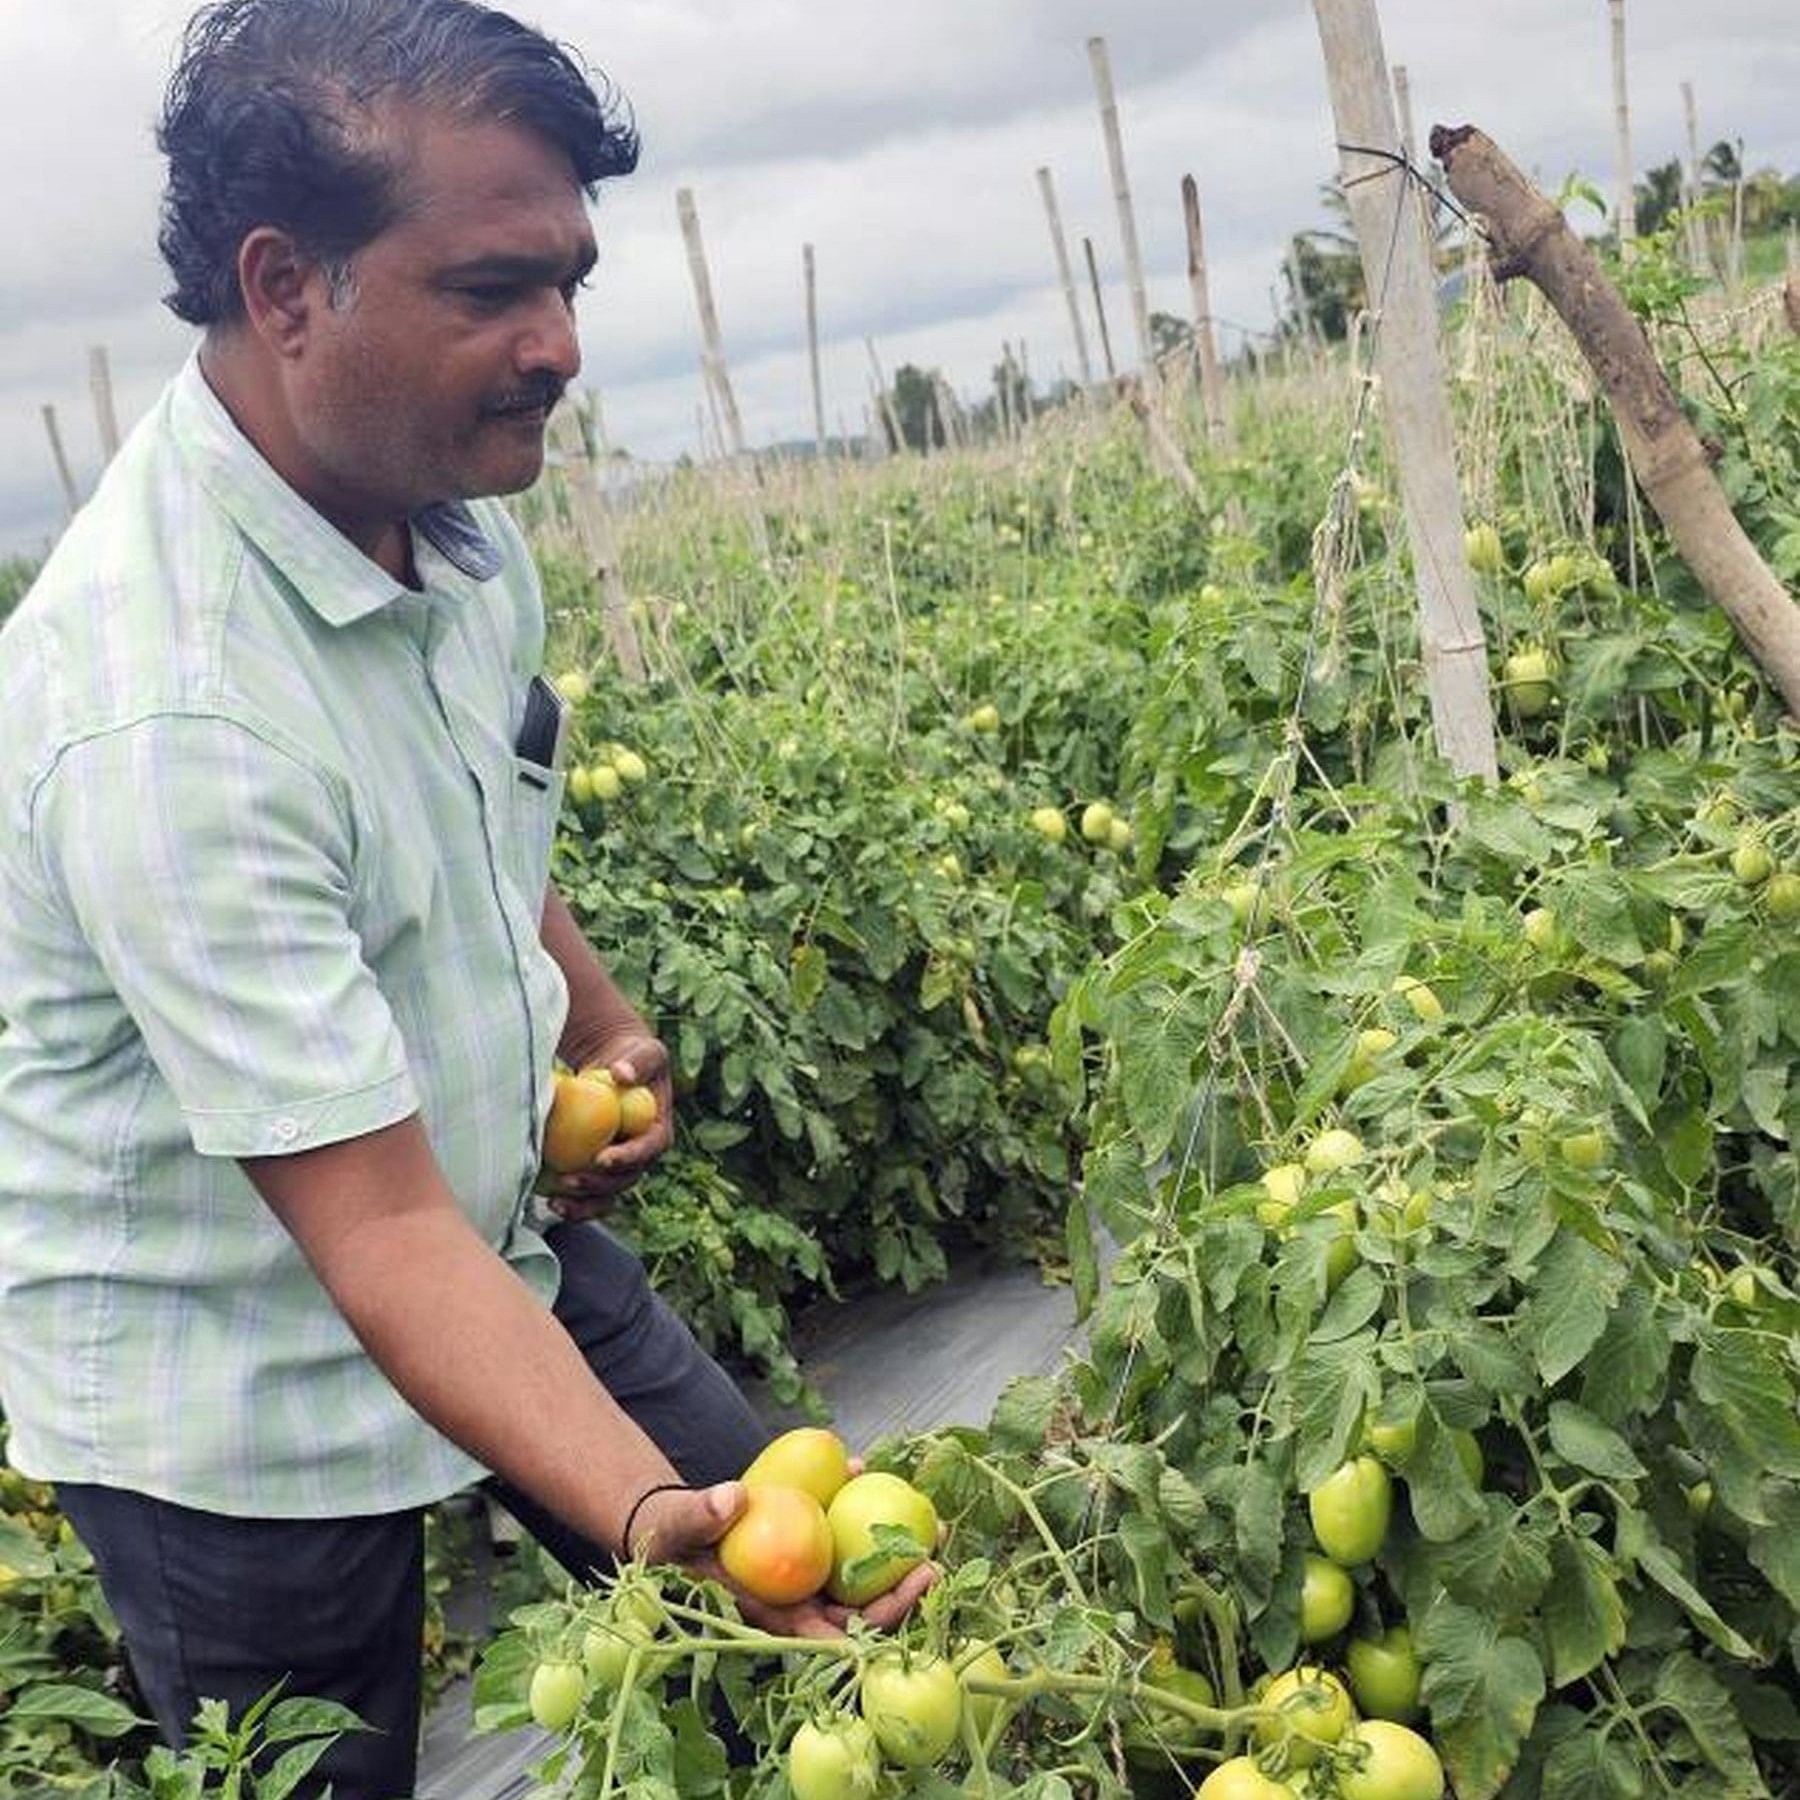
289,108,596,516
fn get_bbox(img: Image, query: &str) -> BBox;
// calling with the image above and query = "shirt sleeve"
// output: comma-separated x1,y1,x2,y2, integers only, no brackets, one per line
34,712,419,1157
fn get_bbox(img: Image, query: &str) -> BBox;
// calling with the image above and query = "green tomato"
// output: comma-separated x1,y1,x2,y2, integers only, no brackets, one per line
1522,906,1558,953
860,1652,962,1767
1299,1554,1355,1643
825,1472,937,1605
1255,1667,1355,1766
1464,523,1503,575
1309,1456,1393,1566
1503,647,1555,718
1346,1626,1423,1723
787,1715,881,1800
1391,976,1444,1022
1336,1720,1446,1800
968,703,1000,734
1197,1757,1300,1799
528,1659,587,1732
1557,1128,1610,1171
612,748,648,784
1685,1479,1714,1522
1342,1028,1398,1094
1304,1128,1366,1177
1732,839,1774,887
1080,800,1115,844
957,1641,1013,1740
1028,805,1068,844
1365,1412,1417,1465
582,1618,653,1688
1761,869,1800,920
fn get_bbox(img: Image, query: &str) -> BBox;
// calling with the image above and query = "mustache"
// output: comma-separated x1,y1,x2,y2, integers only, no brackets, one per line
484,377,565,417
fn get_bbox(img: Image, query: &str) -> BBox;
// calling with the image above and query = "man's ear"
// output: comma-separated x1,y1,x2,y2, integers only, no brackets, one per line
236,228,321,356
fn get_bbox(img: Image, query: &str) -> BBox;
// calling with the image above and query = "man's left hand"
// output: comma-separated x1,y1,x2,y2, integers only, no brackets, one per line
542,1030,674,1218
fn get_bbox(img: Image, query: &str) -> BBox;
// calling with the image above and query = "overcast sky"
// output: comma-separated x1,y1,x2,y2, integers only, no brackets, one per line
2,0,1796,559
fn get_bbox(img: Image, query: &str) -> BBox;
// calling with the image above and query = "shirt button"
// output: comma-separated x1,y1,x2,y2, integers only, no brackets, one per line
272,1117,300,1144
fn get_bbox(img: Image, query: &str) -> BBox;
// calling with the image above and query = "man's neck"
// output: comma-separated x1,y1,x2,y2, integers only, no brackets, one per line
198,335,416,583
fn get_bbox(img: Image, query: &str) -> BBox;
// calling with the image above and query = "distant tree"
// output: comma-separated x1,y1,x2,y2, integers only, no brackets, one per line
1285,229,1364,342
1635,158,1685,235
0,555,38,625
1149,310,1192,360
1702,140,1742,188
886,363,943,452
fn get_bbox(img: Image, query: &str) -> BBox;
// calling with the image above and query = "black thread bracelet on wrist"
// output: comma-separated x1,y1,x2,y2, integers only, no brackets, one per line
620,1481,690,1560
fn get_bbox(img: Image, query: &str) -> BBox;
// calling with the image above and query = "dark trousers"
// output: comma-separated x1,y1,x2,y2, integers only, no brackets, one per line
57,1223,771,1800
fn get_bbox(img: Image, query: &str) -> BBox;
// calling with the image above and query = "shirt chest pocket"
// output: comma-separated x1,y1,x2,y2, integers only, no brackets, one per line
507,756,566,903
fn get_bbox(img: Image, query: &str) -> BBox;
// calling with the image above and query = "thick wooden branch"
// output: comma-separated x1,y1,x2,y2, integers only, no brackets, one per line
1432,123,1800,720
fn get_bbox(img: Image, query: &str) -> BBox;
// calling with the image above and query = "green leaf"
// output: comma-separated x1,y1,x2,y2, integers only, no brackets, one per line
789,942,827,1010
1116,1510,1174,1627
1066,1189,1099,1322
1519,1229,1626,1386
1415,1598,1546,1800
6,1684,143,1739
990,1377,1060,1453
1691,1330,1800,1478
1543,1534,1627,1686
1545,1402,1644,1481
1650,1650,1762,1784
1611,1016,1667,1112
1539,1726,1645,1800
1405,1411,1488,1544
1619,1513,1757,1659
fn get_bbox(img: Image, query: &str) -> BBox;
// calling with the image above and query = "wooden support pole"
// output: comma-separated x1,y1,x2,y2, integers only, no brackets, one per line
1609,0,1636,251
676,187,746,457
1087,37,1156,388
1181,175,1231,449
803,242,827,458
997,344,1016,440
1436,122,1800,720
41,404,80,520
1727,141,1745,292
1312,0,1498,784
1035,166,1094,389
88,345,121,464
1680,79,1707,275
549,404,644,684
1081,235,1117,381
1018,341,1036,424
864,337,905,452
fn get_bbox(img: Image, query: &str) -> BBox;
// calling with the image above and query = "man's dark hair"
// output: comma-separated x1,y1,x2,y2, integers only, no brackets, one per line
156,0,638,326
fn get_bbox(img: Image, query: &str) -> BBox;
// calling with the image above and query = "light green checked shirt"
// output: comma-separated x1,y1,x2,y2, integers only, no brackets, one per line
0,351,570,1516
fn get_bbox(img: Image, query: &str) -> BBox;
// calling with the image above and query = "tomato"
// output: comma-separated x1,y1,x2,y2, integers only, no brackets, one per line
1503,647,1555,718
1324,1200,1359,1291
717,1484,833,1605
1346,1626,1422,1723
968,703,1000,733
1304,1129,1365,1177
1557,1128,1609,1171
1364,1413,1416,1466
1197,1757,1300,1799
1080,801,1115,844
1685,1479,1714,1521
1725,1267,1762,1310
588,763,623,801
1521,906,1558,953
741,1427,852,1508
787,1715,880,1800
542,1071,621,1172
1029,806,1068,844
1766,871,1800,921
1342,1029,1397,1094
612,748,648,784
825,1472,938,1605
1107,816,1133,853
1464,523,1503,574
615,1085,659,1140
1391,976,1444,1022
1731,838,1773,887
1335,1720,1445,1800
551,670,590,705
528,1658,587,1732
1258,1162,1306,1227
1299,1554,1355,1643
934,852,962,881
956,1641,1013,1740
568,765,594,806
582,1617,653,1688
1255,1667,1355,1766
860,1652,962,1767
1308,1457,1392,1566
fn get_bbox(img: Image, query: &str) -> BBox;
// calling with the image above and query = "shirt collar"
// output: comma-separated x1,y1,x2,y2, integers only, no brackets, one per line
168,347,503,625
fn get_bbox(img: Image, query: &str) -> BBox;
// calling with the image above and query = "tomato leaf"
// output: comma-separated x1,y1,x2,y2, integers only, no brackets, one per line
1518,1229,1626,1386
1416,1598,1547,1800
5,1683,143,1738
1543,1535,1627,1686
1651,1650,1763,1783
1545,1402,1645,1480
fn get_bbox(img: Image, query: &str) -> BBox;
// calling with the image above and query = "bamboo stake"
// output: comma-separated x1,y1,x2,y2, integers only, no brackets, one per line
864,338,905,453
88,345,121,464
1312,0,1498,784
1181,175,1231,447
586,386,611,460
1087,37,1156,388
1018,341,1036,424
41,404,80,520
1081,235,1117,381
1391,64,1436,257
699,357,727,464
1036,166,1094,389
1609,0,1636,252
1726,142,1745,293
997,345,1016,440
1680,80,1706,275
803,242,826,458
675,188,745,457
1435,122,1800,719
550,404,644,683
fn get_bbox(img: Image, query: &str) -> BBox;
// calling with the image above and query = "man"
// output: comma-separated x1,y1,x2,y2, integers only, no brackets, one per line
0,2,924,1795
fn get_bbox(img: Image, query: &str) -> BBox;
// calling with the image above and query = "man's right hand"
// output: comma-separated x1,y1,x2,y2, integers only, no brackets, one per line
631,1481,939,1640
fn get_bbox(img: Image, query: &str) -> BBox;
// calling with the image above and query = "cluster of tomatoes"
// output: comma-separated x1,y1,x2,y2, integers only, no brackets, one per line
540,1064,659,1174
